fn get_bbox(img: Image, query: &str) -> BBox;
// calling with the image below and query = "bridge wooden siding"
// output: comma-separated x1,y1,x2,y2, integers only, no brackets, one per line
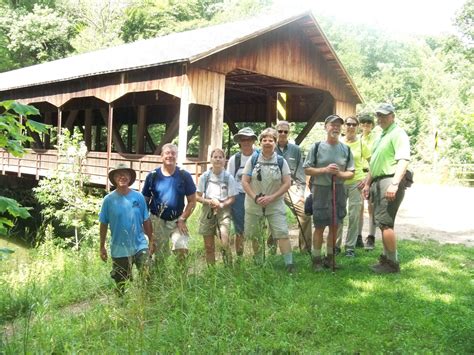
0,149,208,191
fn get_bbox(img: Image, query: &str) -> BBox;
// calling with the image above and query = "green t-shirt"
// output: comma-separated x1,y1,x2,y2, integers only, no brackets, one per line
370,123,410,178
341,137,371,184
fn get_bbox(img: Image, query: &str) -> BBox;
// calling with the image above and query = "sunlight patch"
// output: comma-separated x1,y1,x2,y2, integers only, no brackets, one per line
348,279,376,292
409,257,451,273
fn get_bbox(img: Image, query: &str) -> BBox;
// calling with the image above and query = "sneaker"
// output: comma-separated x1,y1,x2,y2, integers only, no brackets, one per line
312,256,324,272
334,246,342,255
345,249,356,257
286,263,296,274
356,235,364,248
372,256,400,274
365,235,375,250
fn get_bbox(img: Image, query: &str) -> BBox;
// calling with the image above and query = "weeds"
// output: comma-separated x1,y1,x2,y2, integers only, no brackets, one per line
1,234,473,353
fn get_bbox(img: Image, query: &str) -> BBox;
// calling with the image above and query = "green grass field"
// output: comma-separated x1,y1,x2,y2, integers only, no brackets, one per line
1,232,473,353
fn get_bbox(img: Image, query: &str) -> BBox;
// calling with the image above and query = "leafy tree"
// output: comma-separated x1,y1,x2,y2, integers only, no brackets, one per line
0,4,75,69
0,100,49,236
34,129,101,249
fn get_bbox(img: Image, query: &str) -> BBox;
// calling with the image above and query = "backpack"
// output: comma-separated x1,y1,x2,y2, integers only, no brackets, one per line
147,167,185,208
250,150,284,176
201,169,231,198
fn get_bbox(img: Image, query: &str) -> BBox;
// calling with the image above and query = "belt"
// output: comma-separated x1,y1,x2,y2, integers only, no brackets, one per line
371,174,394,185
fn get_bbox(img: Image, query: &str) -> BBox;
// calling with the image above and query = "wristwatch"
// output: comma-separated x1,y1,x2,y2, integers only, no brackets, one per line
178,216,186,222
391,181,399,186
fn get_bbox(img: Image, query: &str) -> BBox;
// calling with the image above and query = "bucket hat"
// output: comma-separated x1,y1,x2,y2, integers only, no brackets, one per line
233,127,257,143
108,163,136,186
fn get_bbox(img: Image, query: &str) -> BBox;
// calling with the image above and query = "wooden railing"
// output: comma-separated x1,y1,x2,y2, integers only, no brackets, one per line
0,149,209,190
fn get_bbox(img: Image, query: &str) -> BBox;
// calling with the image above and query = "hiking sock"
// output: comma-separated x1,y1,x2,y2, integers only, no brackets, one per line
369,221,376,236
326,245,334,256
283,252,293,265
312,249,321,258
386,250,398,262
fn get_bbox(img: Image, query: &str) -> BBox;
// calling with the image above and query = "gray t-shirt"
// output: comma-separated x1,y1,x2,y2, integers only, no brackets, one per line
276,142,306,191
303,141,355,186
243,151,291,215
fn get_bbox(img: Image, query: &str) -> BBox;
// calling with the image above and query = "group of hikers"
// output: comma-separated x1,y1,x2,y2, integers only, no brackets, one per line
99,102,411,293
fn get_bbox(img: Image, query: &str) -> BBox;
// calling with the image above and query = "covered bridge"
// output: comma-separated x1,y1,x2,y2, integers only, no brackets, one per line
0,10,362,189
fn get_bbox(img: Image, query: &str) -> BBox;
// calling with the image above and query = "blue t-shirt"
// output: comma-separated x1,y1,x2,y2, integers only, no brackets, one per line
98,189,150,258
142,167,196,221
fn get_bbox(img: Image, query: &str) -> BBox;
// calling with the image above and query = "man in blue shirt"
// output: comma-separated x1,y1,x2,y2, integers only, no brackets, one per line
99,163,155,294
142,143,197,263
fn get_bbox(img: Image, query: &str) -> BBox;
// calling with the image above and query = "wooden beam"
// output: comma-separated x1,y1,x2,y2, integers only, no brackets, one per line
106,104,113,191
295,93,333,145
64,110,78,131
84,109,92,151
136,105,146,154
154,109,180,155
99,108,126,153
144,129,156,153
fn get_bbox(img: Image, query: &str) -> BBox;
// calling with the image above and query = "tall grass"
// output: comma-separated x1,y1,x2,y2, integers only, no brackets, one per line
1,235,473,353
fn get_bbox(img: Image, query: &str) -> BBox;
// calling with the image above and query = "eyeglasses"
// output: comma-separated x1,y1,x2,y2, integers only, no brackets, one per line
278,130,289,134
346,123,358,127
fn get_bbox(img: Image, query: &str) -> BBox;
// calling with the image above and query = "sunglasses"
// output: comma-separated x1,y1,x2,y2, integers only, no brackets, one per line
256,165,262,181
346,123,358,127
278,130,289,134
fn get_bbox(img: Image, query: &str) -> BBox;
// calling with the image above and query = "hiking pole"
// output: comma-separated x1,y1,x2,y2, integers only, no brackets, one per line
285,190,310,255
331,175,337,273
256,192,266,263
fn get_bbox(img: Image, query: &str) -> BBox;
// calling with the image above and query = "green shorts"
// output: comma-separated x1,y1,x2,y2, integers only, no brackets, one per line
244,211,289,240
198,205,232,236
111,249,149,283
370,177,405,228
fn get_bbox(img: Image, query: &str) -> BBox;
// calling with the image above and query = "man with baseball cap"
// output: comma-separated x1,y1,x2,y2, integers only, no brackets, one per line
227,127,258,257
304,114,355,271
362,103,410,273
99,163,155,294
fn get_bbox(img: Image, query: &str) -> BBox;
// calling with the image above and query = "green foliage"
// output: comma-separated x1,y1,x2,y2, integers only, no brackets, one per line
33,129,101,248
0,100,49,236
0,4,75,68
1,239,472,352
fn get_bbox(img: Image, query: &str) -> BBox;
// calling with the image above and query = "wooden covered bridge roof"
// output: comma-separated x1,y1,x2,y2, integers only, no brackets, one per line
0,10,361,102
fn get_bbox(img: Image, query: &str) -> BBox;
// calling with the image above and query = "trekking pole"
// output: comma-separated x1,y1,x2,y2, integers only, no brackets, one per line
256,192,266,263
285,190,310,255
331,175,337,273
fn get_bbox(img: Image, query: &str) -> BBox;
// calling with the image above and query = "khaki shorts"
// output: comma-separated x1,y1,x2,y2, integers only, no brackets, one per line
198,204,232,236
151,214,190,254
244,211,289,240
370,177,405,228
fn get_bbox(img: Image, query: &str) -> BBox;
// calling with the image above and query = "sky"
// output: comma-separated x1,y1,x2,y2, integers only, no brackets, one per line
272,0,466,36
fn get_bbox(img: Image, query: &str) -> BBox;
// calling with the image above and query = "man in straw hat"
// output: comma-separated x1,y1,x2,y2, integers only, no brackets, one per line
99,163,155,294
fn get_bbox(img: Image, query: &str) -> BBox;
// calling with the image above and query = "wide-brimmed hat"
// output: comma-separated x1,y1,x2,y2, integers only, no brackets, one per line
324,114,344,125
108,163,136,186
233,127,257,143
375,103,395,115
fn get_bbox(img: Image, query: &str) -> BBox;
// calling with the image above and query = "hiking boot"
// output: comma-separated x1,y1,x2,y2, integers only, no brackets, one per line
365,235,375,251
345,249,356,257
286,263,296,274
323,255,340,270
334,246,342,255
356,235,364,248
372,255,400,274
370,254,387,271
312,256,324,272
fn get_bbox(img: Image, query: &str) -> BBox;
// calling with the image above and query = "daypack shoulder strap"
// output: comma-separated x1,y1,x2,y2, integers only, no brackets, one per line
233,152,242,177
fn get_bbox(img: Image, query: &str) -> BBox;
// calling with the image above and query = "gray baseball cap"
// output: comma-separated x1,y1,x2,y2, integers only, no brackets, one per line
233,127,257,143
375,103,395,115
324,114,344,125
